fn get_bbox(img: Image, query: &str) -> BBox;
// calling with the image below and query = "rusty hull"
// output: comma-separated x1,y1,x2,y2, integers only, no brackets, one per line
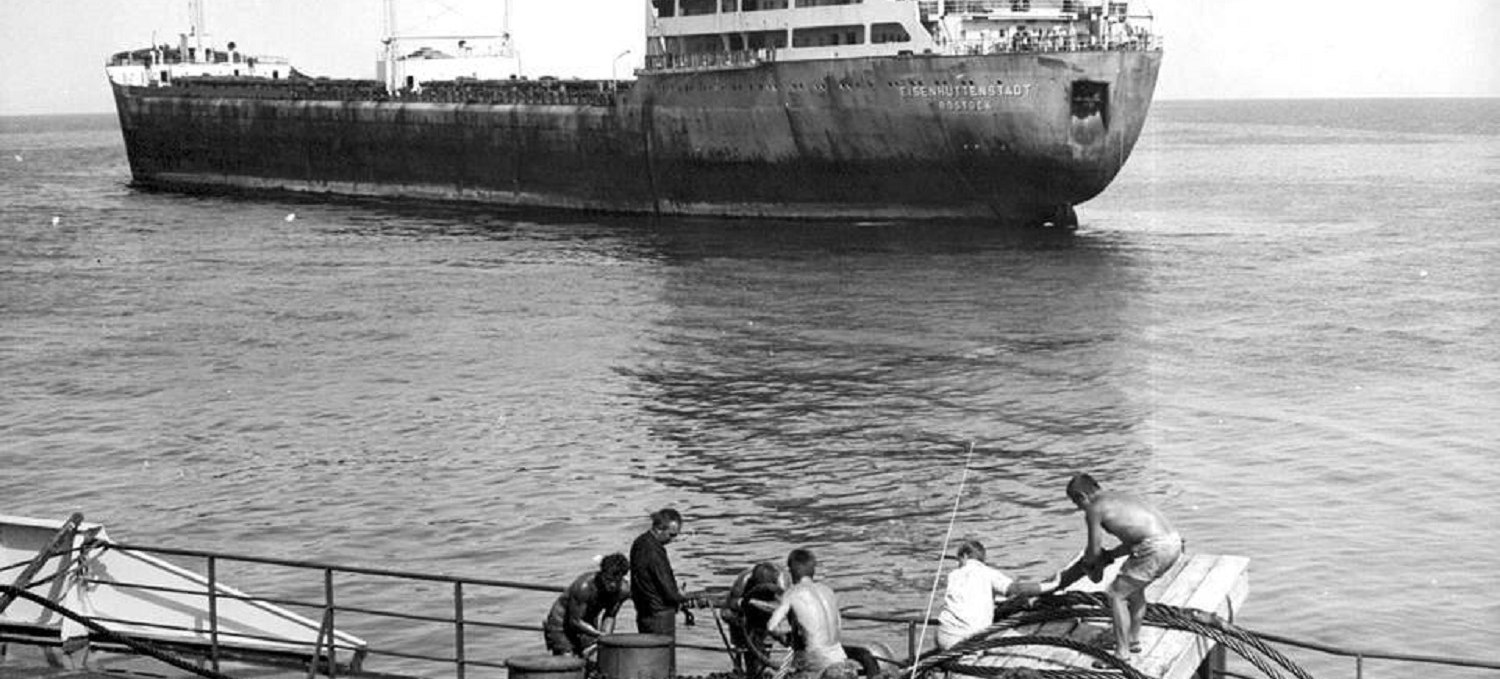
111,50,1161,223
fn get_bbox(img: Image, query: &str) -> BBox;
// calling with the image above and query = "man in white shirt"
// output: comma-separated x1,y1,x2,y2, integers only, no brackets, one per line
936,539,1057,650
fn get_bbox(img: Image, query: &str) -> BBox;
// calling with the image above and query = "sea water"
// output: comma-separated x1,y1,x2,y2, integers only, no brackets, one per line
2,99,1496,678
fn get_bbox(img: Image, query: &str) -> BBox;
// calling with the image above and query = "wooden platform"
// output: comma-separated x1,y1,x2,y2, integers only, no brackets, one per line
961,553,1250,679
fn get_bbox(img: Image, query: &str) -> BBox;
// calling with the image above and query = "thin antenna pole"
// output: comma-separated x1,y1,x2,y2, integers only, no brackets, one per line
912,441,977,677
382,0,398,91
383,0,401,44
189,0,206,60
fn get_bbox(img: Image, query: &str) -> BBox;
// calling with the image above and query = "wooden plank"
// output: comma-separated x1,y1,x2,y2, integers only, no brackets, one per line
1133,554,1217,661
1138,555,1249,679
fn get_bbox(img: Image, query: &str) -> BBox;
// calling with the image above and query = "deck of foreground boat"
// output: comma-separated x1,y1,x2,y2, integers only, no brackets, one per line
2,553,1249,679
961,552,1250,679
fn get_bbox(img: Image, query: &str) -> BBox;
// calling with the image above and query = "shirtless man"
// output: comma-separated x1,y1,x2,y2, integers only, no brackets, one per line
542,553,631,657
767,549,857,679
1067,473,1183,664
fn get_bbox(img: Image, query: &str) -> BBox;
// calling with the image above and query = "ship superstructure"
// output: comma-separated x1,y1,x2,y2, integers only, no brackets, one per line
106,0,1162,226
645,0,1156,67
104,0,293,86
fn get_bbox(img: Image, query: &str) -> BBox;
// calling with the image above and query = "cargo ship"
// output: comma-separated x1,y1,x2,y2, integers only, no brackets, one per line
106,0,1163,227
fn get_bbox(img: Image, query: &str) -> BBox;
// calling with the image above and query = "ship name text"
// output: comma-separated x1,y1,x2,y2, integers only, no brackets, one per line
898,82,1034,103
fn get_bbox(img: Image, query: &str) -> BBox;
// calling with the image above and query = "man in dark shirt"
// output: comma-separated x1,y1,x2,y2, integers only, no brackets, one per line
542,553,631,656
629,508,688,636
724,561,786,678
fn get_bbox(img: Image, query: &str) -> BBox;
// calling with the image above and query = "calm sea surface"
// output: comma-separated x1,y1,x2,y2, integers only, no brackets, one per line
2,99,1497,679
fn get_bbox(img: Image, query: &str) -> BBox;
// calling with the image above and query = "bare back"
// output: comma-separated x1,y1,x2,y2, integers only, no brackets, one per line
770,579,846,667
1093,491,1174,545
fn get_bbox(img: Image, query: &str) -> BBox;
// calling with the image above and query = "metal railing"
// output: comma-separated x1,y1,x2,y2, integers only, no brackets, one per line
643,48,776,73
90,542,732,679
125,76,626,106
936,31,1162,55
916,0,1136,16
16,540,1500,679
1236,629,1500,679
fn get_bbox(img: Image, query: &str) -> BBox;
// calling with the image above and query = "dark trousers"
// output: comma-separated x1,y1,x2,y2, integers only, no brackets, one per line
543,626,598,656
636,609,677,637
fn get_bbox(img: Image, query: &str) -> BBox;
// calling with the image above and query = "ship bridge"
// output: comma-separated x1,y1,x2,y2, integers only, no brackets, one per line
642,0,1158,73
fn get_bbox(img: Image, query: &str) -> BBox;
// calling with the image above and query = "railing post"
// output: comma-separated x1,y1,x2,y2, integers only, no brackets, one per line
907,621,918,664
324,568,337,679
1355,654,1363,679
454,582,466,679
208,556,220,673
308,609,334,679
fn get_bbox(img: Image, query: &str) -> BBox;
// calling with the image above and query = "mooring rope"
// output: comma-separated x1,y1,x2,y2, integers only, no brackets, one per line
0,584,237,679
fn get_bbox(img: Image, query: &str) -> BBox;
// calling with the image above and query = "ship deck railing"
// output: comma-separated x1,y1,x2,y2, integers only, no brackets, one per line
643,48,777,74
6,540,1498,679
937,31,1162,55
637,35,1159,75
125,76,627,107
917,0,1140,17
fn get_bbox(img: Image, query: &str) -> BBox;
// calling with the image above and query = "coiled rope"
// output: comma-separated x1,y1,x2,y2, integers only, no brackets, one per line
892,591,1315,679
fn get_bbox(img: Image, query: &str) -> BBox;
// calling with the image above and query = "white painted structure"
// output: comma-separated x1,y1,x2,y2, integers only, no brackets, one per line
104,0,292,87
644,0,1158,68
0,515,367,667
377,0,521,90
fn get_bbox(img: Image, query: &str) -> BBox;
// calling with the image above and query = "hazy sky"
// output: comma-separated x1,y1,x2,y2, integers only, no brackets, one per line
1,0,1497,116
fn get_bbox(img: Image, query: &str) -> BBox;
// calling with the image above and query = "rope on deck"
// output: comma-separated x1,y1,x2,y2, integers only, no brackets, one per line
892,591,1316,679
0,584,235,679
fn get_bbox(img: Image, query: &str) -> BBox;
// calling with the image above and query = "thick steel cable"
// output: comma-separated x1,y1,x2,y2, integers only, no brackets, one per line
1,584,236,679
943,635,1151,679
897,592,1317,679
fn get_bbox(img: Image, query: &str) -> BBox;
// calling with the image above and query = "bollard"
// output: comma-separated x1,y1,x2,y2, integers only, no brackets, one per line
506,654,586,679
597,633,675,679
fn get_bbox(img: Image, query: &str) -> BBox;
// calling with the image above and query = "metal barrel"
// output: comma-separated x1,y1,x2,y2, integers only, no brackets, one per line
506,654,586,679
596,633,675,679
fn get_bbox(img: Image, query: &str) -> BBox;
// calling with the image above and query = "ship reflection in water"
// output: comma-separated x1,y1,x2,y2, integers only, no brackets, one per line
621,219,1153,556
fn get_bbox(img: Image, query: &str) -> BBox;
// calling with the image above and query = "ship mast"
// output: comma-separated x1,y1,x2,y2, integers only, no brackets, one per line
382,0,399,91
188,0,207,62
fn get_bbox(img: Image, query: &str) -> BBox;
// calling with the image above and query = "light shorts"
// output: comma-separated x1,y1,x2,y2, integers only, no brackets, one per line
1107,532,1183,596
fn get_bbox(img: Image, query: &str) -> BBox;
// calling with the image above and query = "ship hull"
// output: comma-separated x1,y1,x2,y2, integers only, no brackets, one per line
111,50,1160,224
